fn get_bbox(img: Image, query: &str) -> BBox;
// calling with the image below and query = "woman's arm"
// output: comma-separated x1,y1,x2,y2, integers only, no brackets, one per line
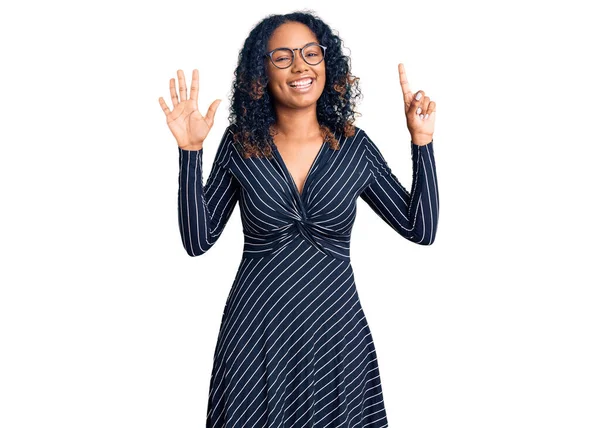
178,128,240,256
360,134,439,245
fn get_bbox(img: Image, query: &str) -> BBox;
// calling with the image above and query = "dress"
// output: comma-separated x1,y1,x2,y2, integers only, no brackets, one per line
177,124,439,428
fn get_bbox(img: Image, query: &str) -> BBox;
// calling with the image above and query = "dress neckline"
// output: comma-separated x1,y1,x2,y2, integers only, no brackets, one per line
272,140,327,198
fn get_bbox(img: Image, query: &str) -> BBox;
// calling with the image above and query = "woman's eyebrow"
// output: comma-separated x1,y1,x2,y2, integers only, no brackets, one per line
272,41,318,50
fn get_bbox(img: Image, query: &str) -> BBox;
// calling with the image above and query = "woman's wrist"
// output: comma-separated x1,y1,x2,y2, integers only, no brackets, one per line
411,134,433,146
179,143,204,151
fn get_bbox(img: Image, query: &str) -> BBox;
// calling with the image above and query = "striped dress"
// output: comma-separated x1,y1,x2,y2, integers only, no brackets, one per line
178,124,439,428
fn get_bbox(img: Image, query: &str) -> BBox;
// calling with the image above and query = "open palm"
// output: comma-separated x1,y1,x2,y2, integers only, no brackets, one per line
158,69,222,150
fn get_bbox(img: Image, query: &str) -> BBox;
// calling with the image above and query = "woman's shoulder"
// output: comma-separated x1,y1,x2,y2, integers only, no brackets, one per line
349,125,377,151
211,124,239,167
351,126,392,176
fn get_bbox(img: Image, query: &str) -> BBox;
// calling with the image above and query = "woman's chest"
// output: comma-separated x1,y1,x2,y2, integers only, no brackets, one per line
272,137,325,196
226,142,372,223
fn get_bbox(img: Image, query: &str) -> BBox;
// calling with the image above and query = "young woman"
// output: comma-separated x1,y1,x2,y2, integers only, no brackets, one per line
158,10,438,428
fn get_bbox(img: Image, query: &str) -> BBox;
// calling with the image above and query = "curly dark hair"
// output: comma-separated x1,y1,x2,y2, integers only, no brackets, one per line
226,10,363,159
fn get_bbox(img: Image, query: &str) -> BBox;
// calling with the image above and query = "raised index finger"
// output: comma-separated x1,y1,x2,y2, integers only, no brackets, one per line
398,63,412,104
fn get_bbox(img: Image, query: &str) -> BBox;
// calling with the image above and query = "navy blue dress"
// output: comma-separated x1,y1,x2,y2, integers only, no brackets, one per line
178,124,439,428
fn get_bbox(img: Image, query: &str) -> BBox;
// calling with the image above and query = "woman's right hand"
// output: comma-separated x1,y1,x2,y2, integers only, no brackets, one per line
158,69,222,151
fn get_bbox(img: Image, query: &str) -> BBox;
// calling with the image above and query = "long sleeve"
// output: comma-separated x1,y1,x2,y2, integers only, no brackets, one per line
359,133,439,245
177,128,240,256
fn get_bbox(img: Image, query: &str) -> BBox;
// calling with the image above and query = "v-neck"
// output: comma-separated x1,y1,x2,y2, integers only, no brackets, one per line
273,140,327,199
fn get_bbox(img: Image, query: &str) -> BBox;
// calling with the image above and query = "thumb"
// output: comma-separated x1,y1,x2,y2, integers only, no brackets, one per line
205,99,222,128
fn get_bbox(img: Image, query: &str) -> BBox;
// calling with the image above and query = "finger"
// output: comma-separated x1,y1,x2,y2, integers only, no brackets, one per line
177,69,188,102
158,97,171,117
409,90,424,116
169,77,179,107
417,96,430,118
425,101,436,120
205,99,222,128
426,101,436,114
190,69,199,102
398,63,413,106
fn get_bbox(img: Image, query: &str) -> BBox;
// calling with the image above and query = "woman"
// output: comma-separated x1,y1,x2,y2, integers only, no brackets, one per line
158,10,438,428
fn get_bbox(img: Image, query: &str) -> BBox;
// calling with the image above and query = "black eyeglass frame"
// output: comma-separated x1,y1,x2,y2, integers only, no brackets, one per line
264,42,328,69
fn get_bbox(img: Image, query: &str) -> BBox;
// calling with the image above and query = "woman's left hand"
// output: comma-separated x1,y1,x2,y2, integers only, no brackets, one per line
398,63,436,146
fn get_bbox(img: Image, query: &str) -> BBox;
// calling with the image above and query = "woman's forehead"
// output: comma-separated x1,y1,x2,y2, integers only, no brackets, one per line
267,22,317,50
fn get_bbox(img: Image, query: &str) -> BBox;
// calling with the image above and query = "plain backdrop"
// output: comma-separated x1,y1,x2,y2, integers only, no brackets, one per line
1,0,599,427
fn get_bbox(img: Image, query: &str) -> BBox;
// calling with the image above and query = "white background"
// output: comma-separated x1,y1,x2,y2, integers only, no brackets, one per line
1,0,599,427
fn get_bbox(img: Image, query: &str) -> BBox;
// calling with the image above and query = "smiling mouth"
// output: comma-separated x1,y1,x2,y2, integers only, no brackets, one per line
288,78,314,88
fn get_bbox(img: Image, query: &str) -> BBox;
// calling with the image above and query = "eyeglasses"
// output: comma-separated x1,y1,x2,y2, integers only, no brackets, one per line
264,42,327,69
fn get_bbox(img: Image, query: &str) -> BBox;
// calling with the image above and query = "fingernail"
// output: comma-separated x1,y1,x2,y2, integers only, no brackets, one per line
425,114,429,119
416,92,422,100
420,114,424,119
416,107,422,115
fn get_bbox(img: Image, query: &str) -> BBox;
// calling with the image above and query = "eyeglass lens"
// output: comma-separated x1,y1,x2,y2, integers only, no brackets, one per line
271,44,324,68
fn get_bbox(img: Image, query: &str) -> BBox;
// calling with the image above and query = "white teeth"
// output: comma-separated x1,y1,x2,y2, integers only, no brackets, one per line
290,78,313,87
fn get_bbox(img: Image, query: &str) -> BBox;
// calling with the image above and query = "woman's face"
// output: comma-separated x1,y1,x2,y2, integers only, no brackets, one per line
265,22,326,110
